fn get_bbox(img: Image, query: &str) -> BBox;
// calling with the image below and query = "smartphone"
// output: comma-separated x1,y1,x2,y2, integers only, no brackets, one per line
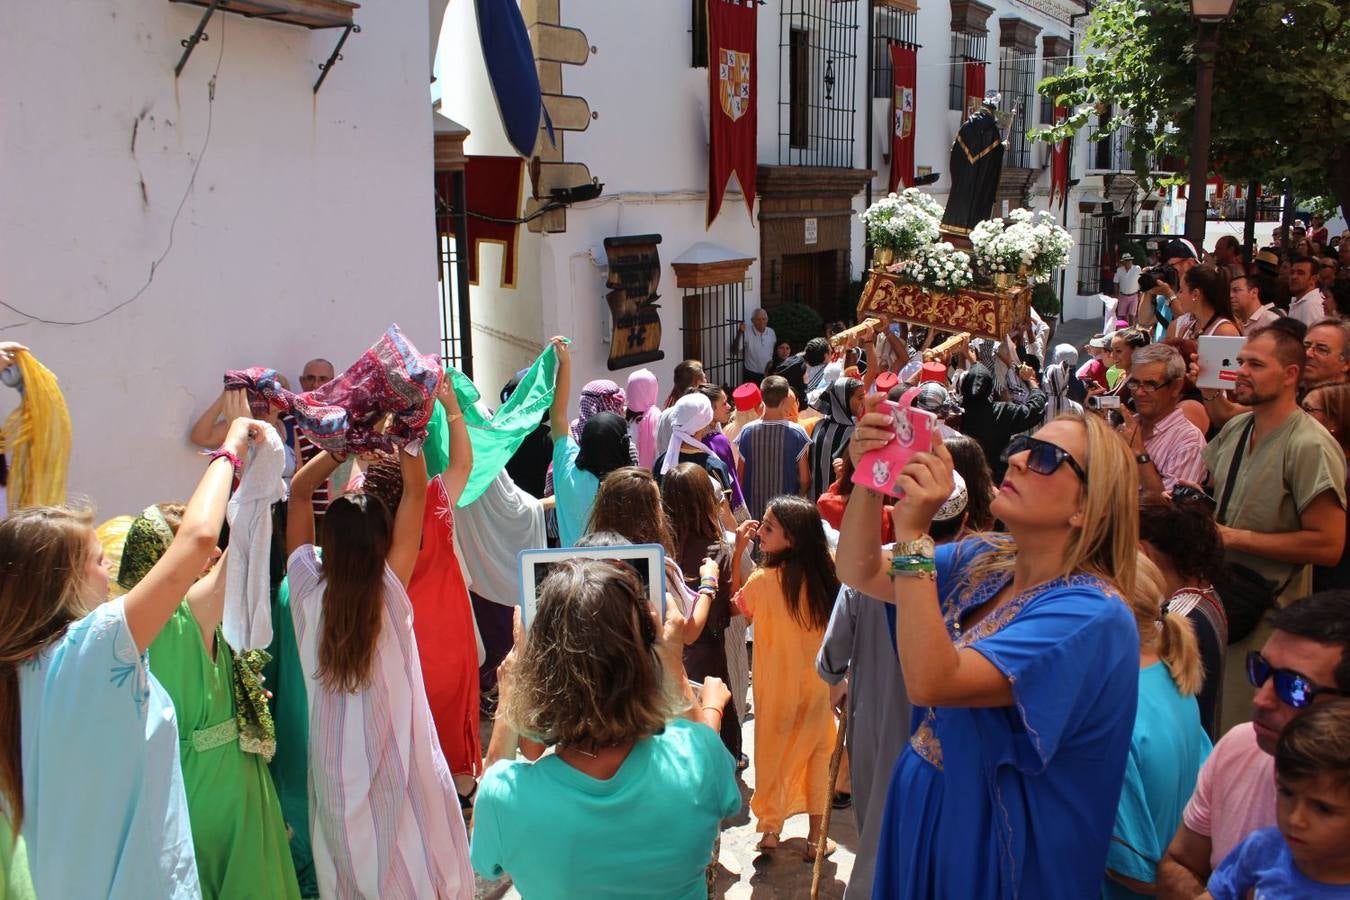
1088,394,1121,410
850,402,937,499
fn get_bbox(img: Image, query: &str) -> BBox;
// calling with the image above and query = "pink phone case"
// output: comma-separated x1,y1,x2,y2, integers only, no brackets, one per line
850,402,937,499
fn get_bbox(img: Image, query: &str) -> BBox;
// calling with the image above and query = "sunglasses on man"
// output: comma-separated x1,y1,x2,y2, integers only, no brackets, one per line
1001,434,1089,484
1246,651,1347,709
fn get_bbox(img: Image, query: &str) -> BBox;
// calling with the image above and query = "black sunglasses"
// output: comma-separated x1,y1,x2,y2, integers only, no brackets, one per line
1246,651,1347,709
1002,434,1088,484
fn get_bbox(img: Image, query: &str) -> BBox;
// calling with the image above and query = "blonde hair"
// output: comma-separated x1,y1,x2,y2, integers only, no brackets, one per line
0,506,97,834
961,412,1139,601
1133,552,1203,696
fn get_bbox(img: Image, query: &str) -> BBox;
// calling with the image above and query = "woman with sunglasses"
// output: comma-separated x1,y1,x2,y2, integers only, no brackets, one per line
837,401,1141,900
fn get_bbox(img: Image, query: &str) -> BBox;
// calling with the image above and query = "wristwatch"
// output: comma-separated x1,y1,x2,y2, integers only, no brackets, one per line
893,534,936,560
1135,453,1152,465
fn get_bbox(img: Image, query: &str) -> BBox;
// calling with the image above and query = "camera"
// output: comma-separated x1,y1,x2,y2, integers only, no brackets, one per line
1137,263,1178,293
1088,394,1121,410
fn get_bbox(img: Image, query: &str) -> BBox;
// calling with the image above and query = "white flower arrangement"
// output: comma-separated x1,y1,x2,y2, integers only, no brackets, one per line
892,242,974,294
860,189,943,257
970,209,1074,284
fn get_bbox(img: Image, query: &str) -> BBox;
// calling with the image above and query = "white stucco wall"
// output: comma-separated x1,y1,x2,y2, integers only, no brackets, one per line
0,0,438,517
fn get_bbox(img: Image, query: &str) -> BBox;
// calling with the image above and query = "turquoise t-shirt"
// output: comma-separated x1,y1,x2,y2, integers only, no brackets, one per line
471,719,741,899
552,435,598,548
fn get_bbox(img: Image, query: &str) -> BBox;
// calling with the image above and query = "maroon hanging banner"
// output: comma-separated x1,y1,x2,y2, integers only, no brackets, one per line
1048,105,1068,208
964,61,987,118
889,45,917,192
707,0,757,227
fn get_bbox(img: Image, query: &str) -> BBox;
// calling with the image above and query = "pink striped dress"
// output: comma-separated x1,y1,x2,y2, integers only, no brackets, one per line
288,546,473,899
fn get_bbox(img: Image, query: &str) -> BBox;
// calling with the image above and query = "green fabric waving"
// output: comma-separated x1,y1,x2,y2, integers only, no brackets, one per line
425,345,559,506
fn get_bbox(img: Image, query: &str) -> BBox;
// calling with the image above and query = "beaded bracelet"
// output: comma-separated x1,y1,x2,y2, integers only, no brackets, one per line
889,554,936,579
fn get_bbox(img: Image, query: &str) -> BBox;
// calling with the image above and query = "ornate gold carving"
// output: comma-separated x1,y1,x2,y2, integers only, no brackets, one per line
857,271,1031,340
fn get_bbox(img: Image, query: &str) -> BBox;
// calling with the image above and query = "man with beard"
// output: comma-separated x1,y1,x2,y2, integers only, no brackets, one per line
1200,325,1346,731
1156,591,1350,899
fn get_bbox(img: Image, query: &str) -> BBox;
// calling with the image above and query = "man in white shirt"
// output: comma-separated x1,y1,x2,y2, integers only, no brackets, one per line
1230,274,1281,334
740,308,776,386
1288,255,1325,326
1113,252,1143,323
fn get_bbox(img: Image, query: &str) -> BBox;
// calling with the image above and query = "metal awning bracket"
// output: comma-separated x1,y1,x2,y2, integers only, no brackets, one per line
174,0,224,77
313,23,360,93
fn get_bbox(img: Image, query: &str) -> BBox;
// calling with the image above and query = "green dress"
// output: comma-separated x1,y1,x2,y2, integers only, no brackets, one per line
149,602,300,900
0,821,35,900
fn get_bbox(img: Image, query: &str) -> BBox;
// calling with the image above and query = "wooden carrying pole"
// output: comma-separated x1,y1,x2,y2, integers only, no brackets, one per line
827,319,879,351
922,331,971,363
810,706,849,900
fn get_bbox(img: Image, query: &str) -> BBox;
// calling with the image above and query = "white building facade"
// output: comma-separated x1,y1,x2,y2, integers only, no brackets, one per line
1,0,452,515
437,0,1138,402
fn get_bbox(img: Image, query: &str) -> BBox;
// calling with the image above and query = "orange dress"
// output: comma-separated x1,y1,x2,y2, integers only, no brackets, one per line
737,567,837,833
408,475,481,778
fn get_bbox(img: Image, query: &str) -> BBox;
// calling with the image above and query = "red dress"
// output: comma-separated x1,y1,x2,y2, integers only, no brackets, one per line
408,475,481,778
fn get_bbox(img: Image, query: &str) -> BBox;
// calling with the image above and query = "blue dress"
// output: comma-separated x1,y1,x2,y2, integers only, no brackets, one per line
19,599,200,899
871,538,1139,900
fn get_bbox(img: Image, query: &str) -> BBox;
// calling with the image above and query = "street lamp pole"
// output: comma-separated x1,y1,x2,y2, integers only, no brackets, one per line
1182,0,1237,250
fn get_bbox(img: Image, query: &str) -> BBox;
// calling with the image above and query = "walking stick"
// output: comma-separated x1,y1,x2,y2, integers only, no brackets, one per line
810,706,849,900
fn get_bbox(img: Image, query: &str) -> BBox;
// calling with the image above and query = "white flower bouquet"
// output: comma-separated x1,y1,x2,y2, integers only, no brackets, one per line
970,209,1074,284
892,242,974,294
860,189,943,257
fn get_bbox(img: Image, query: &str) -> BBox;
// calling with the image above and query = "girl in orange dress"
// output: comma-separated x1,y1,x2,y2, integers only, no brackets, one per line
733,494,840,860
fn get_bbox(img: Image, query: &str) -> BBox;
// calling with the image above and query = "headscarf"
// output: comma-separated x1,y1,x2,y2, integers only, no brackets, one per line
575,412,633,482
808,378,861,498
625,369,661,469
117,505,176,591
570,379,626,443
2,351,71,513
912,382,963,419
774,355,809,407
933,470,969,523
1044,343,1083,422
660,393,718,475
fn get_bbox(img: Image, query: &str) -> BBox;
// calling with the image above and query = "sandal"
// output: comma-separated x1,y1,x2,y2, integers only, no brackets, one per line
802,837,837,862
755,832,780,852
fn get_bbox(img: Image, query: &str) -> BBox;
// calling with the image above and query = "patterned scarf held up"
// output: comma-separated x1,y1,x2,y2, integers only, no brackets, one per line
225,324,442,455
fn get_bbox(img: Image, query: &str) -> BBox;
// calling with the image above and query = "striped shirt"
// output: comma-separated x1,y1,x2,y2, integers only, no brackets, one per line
285,414,330,519
1143,407,1208,491
288,546,473,899
735,419,810,520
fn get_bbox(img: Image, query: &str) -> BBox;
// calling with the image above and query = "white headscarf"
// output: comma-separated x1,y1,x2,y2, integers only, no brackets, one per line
660,393,718,474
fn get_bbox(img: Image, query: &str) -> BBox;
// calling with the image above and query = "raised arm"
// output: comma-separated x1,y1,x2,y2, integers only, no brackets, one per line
184,548,229,653
436,376,474,506
124,418,265,653
386,446,430,587
548,337,571,442
286,450,341,554
189,390,230,449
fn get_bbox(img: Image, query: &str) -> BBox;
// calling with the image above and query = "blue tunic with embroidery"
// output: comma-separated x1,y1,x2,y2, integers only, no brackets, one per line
872,537,1139,900
19,599,201,899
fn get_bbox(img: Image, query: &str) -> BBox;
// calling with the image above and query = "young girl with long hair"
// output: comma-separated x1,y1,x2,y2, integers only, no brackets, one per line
661,462,741,759
285,377,472,899
733,494,841,859
0,415,265,899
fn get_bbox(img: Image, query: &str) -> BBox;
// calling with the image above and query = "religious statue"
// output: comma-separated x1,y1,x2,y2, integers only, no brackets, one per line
940,93,1007,240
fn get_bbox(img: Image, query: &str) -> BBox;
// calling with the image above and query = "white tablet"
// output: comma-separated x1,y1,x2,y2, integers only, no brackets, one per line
1196,335,1248,391
517,544,667,628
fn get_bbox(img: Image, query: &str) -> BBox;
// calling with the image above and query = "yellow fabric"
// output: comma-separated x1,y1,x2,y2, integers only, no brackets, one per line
3,353,72,514
97,515,136,598
738,567,836,832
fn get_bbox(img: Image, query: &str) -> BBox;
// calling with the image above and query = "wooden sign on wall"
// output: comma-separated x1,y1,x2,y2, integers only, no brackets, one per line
604,234,665,371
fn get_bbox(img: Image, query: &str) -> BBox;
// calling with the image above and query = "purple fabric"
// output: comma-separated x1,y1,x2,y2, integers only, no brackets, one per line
705,431,745,510
225,325,441,454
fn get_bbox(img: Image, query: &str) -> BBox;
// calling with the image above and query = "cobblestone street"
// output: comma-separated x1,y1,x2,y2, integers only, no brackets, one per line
474,701,860,899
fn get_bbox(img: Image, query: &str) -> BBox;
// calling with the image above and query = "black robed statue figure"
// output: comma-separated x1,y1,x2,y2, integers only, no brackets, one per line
941,93,1006,239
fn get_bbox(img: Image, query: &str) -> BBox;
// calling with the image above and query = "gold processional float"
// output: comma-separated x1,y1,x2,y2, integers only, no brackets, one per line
829,92,1069,354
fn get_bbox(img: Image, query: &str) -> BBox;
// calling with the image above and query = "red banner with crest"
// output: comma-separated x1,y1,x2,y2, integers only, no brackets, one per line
889,45,917,192
964,61,986,118
1049,105,1068,208
707,0,757,227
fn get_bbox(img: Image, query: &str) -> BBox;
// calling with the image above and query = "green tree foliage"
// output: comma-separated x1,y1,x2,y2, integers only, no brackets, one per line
1034,0,1350,220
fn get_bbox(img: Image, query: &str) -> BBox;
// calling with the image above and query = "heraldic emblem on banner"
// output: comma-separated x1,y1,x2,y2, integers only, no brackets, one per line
895,87,914,139
718,48,751,121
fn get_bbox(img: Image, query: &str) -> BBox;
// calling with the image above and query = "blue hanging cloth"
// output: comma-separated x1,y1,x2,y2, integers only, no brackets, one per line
475,0,554,158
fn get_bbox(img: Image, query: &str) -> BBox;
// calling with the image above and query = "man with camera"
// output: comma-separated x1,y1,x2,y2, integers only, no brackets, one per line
1200,324,1346,730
